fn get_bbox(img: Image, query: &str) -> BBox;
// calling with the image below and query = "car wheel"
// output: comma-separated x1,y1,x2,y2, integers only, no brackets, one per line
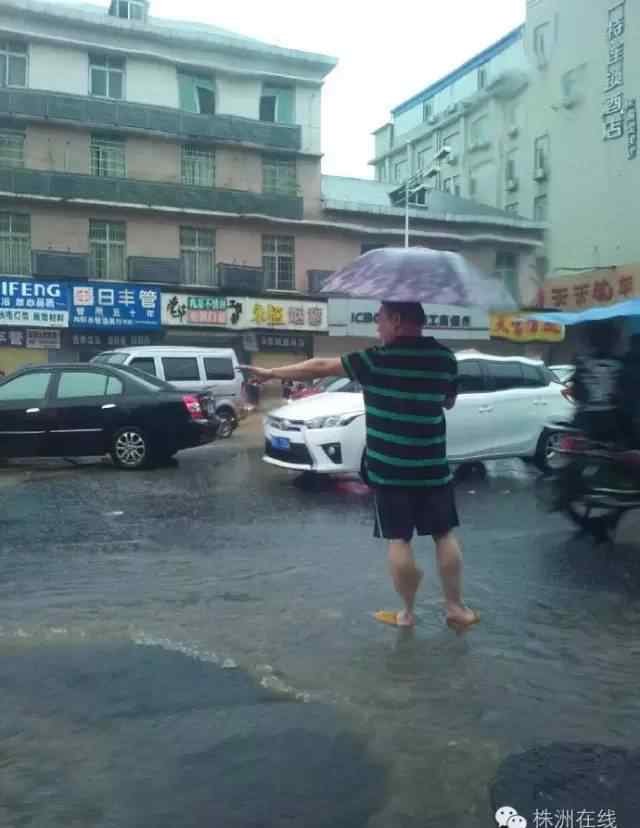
535,429,566,473
217,407,238,439
111,427,150,470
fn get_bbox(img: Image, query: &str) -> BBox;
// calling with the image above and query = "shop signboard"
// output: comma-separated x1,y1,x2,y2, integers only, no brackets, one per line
0,327,62,349
541,265,640,310
70,282,161,330
227,297,327,332
490,313,564,343
161,293,228,327
0,277,69,328
328,299,489,340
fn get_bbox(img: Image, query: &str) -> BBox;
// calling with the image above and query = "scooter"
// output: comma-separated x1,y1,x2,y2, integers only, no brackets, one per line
539,422,640,541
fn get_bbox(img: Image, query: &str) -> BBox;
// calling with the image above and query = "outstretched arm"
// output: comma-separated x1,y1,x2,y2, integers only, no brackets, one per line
241,357,346,384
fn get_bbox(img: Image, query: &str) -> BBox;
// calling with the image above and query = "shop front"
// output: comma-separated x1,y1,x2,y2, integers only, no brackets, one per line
0,276,69,374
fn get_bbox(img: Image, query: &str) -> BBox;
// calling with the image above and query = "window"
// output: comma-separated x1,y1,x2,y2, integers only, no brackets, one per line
110,0,146,20
260,84,294,124
0,371,50,401
263,156,297,196
130,357,156,376
534,135,550,175
90,55,125,100
470,116,489,145
495,251,519,300
534,22,551,66
506,157,516,181
0,212,30,274
177,73,215,115
0,129,24,168
394,160,408,182
204,357,235,381
162,357,200,382
488,361,523,392
521,364,545,388
505,202,519,215
181,145,215,187
422,101,433,122
0,42,27,88
534,195,548,221
456,361,485,394
90,134,126,178
180,226,215,286
89,220,126,280
263,235,295,291
478,67,487,90
452,175,462,196
417,148,432,170
57,371,122,399
443,177,452,193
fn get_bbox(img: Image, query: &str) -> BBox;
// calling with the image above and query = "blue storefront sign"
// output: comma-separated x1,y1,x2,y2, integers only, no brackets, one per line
0,276,69,328
70,282,161,330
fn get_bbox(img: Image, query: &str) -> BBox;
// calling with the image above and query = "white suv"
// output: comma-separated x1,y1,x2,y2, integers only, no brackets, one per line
263,352,574,478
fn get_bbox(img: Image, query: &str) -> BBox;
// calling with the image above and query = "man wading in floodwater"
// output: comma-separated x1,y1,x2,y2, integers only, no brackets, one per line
242,301,479,631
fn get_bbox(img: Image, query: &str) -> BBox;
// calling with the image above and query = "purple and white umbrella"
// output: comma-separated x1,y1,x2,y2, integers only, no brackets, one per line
320,247,518,311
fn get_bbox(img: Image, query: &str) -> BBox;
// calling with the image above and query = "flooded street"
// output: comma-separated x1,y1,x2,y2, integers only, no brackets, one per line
2,423,640,827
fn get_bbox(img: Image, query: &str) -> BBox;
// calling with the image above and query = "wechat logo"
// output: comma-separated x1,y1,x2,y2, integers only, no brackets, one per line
496,806,527,828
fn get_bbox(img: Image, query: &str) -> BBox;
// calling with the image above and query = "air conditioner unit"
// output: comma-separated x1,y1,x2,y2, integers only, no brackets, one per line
446,103,458,116
447,153,459,165
534,165,548,181
561,93,580,109
508,125,519,138
506,177,519,192
428,115,438,125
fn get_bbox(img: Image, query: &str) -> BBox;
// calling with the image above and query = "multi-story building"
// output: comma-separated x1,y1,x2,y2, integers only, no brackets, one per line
371,27,530,215
373,0,640,295
0,0,544,375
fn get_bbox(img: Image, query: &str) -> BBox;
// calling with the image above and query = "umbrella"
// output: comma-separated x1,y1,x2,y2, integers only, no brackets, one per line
527,298,640,326
320,247,518,311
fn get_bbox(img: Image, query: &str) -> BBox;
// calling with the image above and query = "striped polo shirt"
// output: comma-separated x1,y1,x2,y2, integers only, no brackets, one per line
341,336,457,489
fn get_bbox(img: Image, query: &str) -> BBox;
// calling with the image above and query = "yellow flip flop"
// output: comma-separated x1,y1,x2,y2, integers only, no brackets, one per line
446,610,480,633
374,610,414,627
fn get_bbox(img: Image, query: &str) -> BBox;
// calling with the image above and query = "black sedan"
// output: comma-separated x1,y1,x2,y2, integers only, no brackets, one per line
0,363,219,470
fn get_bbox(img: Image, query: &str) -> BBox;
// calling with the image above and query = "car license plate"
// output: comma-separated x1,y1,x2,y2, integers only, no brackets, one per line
271,436,290,450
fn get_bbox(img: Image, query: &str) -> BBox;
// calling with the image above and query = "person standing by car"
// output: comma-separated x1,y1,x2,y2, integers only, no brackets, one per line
242,302,478,632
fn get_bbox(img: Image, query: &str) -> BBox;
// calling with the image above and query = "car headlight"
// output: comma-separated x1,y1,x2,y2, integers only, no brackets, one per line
305,413,361,429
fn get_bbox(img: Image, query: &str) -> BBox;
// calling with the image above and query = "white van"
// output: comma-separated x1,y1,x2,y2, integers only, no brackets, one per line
92,346,247,434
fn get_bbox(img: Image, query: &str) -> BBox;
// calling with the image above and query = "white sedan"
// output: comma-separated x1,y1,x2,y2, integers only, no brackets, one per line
263,352,574,478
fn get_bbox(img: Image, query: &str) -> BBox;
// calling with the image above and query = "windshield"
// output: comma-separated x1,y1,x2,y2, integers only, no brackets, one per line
92,352,130,366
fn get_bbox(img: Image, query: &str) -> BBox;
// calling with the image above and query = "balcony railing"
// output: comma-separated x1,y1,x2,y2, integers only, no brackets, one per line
0,167,304,221
0,87,302,152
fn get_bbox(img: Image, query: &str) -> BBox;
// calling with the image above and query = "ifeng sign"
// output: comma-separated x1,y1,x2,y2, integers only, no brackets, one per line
0,277,69,328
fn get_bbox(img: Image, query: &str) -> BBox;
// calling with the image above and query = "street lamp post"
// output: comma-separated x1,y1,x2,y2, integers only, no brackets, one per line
401,145,452,248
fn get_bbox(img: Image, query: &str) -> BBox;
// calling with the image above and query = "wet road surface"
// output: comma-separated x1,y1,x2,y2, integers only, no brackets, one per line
2,421,640,827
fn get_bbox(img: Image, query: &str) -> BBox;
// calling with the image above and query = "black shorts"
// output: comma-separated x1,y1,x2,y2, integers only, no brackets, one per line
373,484,459,541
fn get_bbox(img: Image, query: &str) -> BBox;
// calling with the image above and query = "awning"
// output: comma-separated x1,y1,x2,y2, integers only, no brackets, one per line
528,298,640,326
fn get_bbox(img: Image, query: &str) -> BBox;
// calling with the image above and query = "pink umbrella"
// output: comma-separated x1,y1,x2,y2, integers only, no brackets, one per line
320,247,518,311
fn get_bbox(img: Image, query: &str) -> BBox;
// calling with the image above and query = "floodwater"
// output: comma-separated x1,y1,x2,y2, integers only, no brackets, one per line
2,425,640,827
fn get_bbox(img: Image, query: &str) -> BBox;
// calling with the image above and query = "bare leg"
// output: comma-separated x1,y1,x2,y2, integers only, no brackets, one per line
434,531,477,627
387,540,424,626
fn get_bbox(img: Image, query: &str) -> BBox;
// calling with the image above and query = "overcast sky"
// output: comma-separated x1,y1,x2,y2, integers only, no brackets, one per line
96,0,527,178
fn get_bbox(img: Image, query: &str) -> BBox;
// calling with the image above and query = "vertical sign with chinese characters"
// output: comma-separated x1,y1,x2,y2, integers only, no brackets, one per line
603,2,626,142
70,283,161,330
